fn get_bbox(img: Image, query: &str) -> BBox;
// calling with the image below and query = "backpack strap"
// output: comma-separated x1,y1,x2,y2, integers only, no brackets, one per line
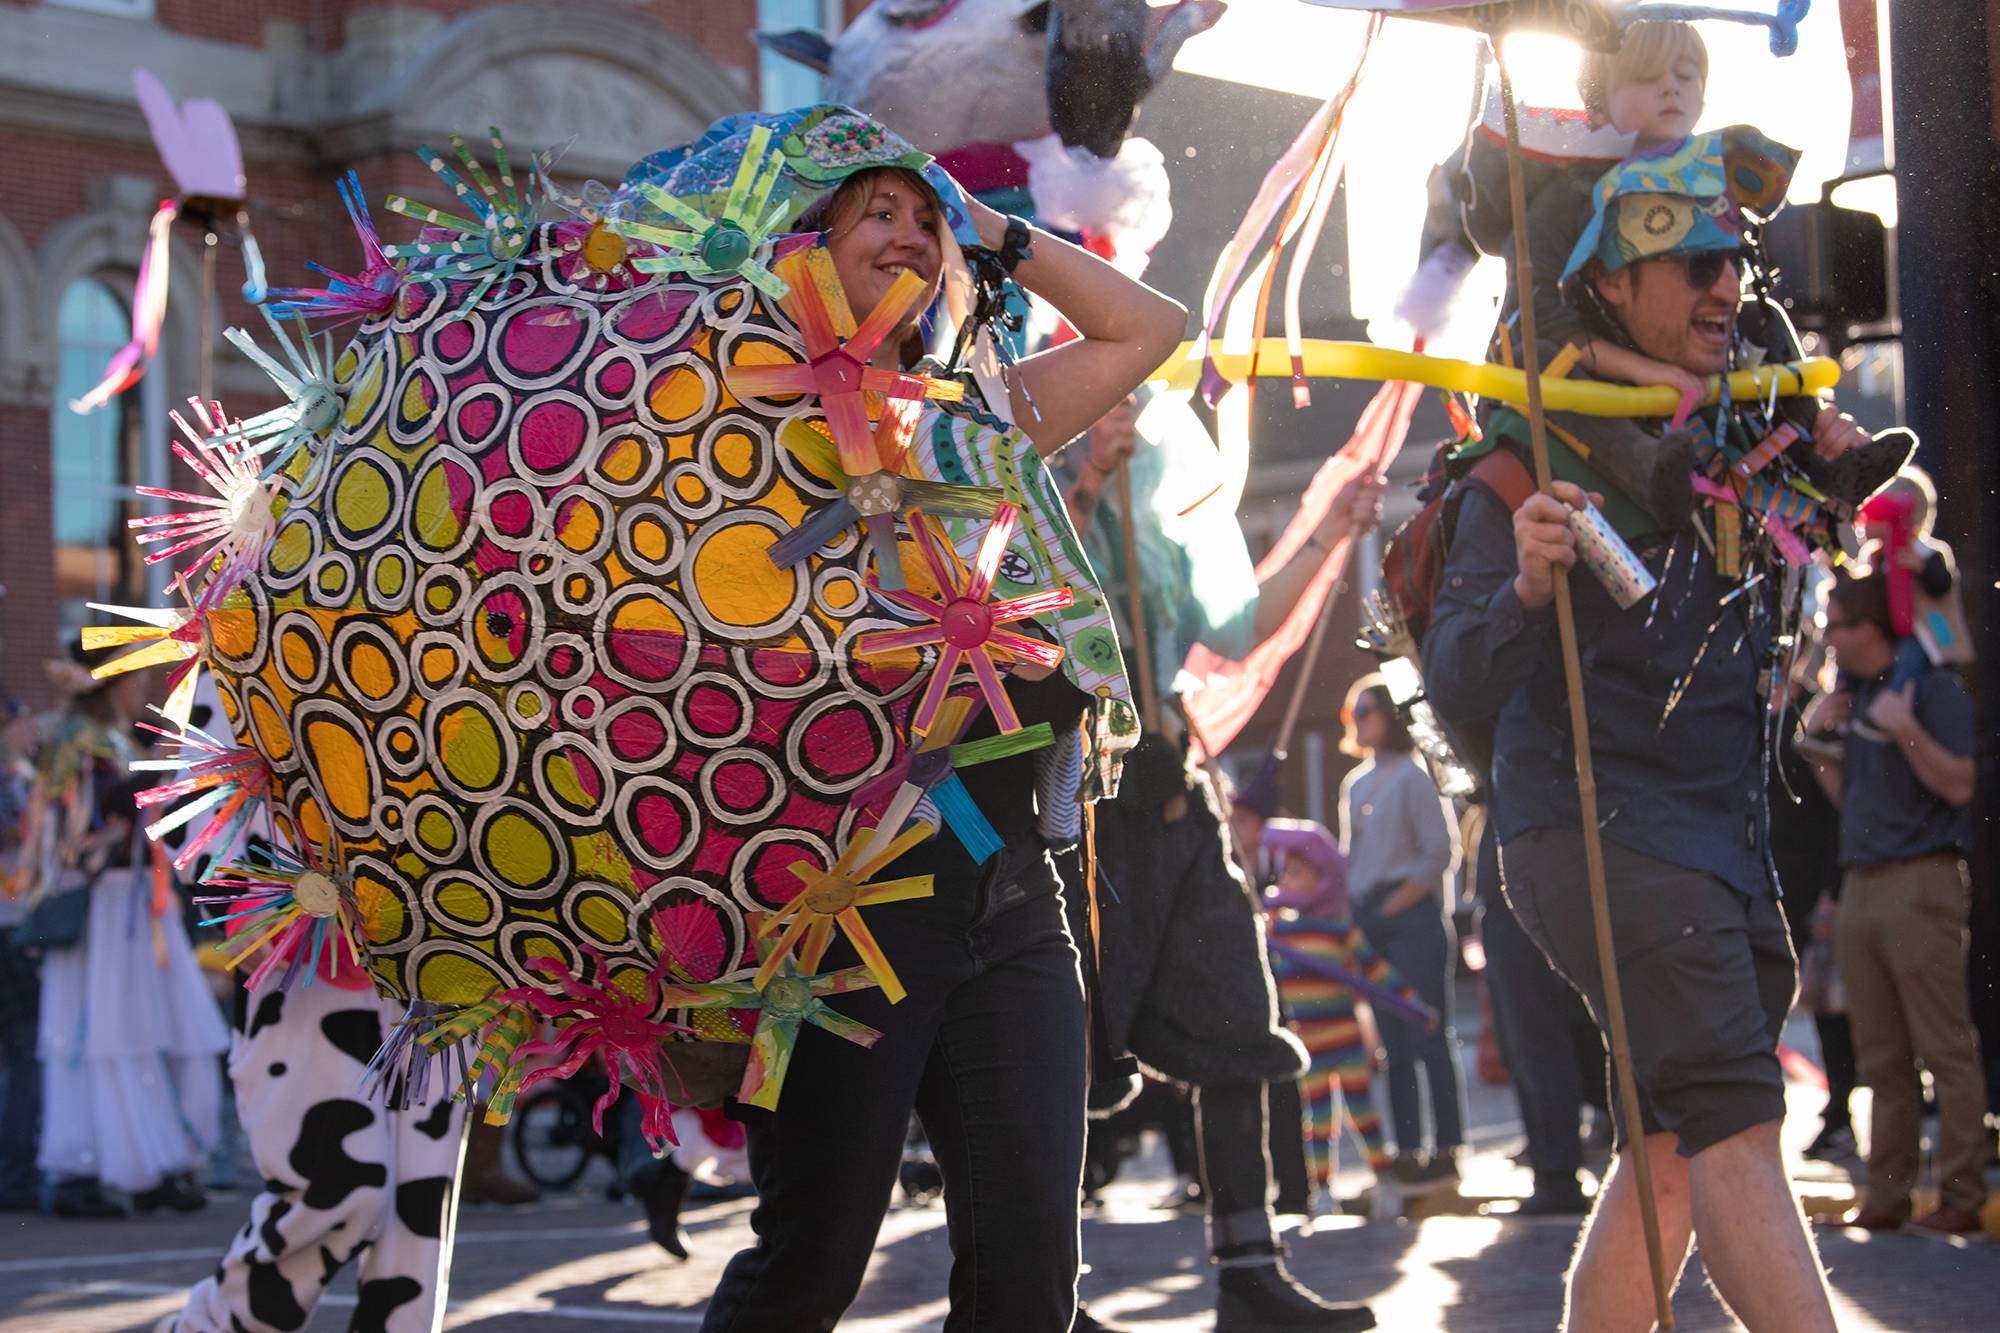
1463,446,1537,513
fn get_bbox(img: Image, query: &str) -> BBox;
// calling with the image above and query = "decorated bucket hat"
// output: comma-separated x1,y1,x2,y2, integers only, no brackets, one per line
1562,124,1801,283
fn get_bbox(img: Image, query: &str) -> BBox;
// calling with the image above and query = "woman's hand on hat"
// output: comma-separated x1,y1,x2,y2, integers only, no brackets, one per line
964,194,1009,252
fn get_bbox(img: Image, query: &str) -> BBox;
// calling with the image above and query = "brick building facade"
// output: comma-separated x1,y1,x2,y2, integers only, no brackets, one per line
0,0,859,706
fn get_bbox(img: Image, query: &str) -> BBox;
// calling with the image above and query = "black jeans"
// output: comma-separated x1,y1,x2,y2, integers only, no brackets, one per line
1266,1075,1312,1214
702,835,1087,1333
1194,1079,1277,1251
1352,898,1466,1155
1816,1013,1857,1132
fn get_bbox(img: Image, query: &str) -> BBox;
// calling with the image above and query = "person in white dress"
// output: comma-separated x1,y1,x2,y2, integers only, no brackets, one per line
27,660,227,1216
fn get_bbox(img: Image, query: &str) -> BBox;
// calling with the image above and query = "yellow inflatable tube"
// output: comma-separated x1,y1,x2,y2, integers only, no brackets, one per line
1149,338,1840,418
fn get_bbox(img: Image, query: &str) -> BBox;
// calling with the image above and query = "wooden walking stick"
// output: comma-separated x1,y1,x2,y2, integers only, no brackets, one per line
1495,48,1675,1330
1272,567,1343,761
1115,458,1207,826
1115,459,1161,733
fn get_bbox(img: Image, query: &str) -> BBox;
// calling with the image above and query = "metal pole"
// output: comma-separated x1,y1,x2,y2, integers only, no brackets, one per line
1496,48,1674,1330
199,229,218,406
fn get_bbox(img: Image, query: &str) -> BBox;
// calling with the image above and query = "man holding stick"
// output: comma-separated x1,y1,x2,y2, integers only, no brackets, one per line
1423,172,1864,1331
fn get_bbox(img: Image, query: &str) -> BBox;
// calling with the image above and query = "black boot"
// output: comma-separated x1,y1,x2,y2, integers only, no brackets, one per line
1072,1304,1130,1333
46,1176,125,1219
642,1158,691,1259
1801,425,1916,518
1215,1243,1376,1332
131,1171,205,1214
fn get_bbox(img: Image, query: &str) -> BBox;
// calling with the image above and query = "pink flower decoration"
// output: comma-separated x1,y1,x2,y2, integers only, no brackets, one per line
854,505,1072,735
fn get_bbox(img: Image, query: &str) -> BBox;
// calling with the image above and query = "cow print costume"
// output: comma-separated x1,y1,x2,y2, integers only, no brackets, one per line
167,979,466,1333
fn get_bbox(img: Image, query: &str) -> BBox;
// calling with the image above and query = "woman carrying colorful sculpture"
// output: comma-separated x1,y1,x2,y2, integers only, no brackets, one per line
687,119,1185,1333
108,101,1175,1332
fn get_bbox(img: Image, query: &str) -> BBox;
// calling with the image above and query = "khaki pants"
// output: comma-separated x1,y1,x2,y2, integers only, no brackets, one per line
1837,856,1990,1214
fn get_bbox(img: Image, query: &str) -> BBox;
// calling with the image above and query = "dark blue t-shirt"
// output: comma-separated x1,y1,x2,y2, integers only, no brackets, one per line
1837,665,1973,866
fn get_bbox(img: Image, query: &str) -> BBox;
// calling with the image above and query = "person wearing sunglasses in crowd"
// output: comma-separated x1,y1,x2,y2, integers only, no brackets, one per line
1333,677,1463,1195
1421,137,1881,1329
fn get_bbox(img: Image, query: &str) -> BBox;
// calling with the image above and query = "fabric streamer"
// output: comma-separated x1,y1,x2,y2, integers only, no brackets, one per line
1182,377,1423,762
70,201,175,415
76,68,264,412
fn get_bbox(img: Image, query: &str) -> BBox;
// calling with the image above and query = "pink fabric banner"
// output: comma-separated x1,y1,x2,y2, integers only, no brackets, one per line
1183,377,1424,762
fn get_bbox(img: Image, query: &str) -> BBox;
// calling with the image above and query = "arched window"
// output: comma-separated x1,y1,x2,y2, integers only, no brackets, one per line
50,276,150,641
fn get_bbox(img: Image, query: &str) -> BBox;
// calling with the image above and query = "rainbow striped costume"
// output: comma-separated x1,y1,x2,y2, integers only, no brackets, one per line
1268,913,1431,1188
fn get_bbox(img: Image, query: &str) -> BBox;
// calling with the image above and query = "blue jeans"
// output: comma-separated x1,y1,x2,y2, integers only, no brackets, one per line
702,835,1087,1333
1353,898,1465,1155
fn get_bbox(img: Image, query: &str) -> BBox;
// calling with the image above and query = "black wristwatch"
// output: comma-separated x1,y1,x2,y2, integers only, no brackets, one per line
997,216,1034,273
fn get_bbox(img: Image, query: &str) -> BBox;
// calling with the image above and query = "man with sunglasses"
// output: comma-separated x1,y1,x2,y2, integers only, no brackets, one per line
1421,136,1868,1332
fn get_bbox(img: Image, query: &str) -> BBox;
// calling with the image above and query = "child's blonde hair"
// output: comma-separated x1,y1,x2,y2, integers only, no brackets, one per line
1578,21,1709,121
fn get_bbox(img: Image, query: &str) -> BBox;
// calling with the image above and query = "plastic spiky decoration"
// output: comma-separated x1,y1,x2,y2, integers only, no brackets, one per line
724,247,965,478
526,142,668,294
767,397,1003,592
501,946,697,1153
675,946,883,1112
408,994,538,1123
196,841,367,991
757,819,937,1004
848,693,1050,865
81,580,221,727
385,128,541,316
221,310,347,483
128,399,276,600
131,705,271,875
264,170,405,325
617,124,792,296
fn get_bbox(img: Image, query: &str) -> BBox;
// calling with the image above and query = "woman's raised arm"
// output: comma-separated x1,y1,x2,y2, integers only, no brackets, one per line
964,196,1187,458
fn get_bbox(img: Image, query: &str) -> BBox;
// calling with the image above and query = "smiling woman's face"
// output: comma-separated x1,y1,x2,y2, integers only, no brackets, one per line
822,170,944,339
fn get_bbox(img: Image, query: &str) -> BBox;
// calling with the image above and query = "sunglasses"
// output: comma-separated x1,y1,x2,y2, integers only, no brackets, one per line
1655,249,1745,290
1350,701,1380,719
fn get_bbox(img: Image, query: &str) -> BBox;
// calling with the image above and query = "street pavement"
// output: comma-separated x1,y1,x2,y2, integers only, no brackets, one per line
3,1017,1994,1331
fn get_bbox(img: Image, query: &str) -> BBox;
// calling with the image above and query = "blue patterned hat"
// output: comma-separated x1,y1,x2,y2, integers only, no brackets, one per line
624,103,982,251
1562,125,1801,283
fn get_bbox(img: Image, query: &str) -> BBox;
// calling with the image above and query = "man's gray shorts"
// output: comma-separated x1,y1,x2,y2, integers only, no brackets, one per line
1500,827,1797,1157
